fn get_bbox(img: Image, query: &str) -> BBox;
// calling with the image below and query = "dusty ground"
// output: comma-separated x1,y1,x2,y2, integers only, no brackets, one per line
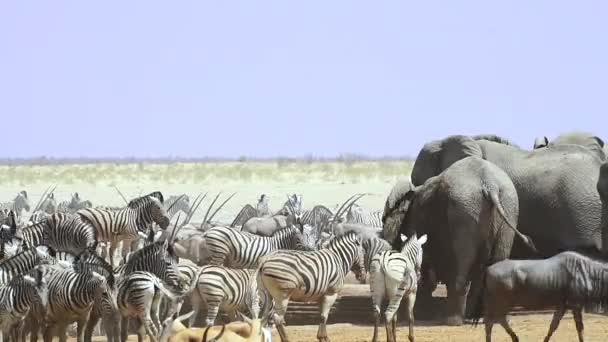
87,313,608,341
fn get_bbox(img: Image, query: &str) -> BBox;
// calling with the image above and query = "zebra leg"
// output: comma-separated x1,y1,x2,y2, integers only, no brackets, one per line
84,308,100,342
405,292,417,342
42,325,54,342
76,311,92,342
272,296,291,342
572,307,585,342
369,264,385,342
188,290,204,327
317,293,338,342
151,292,163,332
142,315,158,342
56,324,68,342
204,299,221,327
134,318,145,342
543,306,566,342
120,318,129,342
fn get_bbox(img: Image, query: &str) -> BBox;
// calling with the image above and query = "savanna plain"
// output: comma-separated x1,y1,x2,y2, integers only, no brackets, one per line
2,159,608,341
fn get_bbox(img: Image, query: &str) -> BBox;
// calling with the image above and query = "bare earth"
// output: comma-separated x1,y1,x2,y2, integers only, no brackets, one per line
90,313,608,342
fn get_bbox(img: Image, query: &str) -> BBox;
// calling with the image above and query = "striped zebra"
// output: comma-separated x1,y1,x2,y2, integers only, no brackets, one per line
188,265,273,327
78,192,170,267
117,237,193,342
230,204,257,228
347,203,383,228
369,234,427,342
362,236,392,273
0,247,55,284
257,231,366,342
164,194,190,219
30,265,114,342
56,193,93,214
16,213,97,255
0,267,48,342
39,192,58,214
0,191,30,224
117,271,184,342
203,225,317,268
71,248,121,342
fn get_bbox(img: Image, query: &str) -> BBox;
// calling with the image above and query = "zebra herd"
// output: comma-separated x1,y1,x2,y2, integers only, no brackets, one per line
0,188,423,342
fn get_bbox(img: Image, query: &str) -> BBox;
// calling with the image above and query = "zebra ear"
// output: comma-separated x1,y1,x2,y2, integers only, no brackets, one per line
418,234,428,245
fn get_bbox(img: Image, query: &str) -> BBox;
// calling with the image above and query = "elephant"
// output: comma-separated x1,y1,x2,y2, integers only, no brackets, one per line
533,130,606,161
382,176,414,243
410,134,607,259
386,156,537,326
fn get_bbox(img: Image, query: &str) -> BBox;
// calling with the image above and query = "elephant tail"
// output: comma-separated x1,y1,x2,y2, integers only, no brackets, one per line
469,265,488,327
483,188,539,255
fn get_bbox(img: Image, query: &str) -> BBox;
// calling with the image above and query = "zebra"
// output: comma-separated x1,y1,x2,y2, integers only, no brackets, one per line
16,213,97,255
30,265,114,342
257,231,366,342
69,248,122,342
39,192,58,215
164,194,190,219
78,192,170,267
0,267,48,342
43,213,97,255
203,225,317,268
0,247,56,284
362,236,392,273
117,271,185,342
0,191,30,223
230,204,258,228
346,203,383,228
56,193,93,214
188,265,273,328
117,236,193,342
369,234,427,342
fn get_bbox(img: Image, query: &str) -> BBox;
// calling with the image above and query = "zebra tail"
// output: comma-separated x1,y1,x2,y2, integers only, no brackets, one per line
152,277,183,302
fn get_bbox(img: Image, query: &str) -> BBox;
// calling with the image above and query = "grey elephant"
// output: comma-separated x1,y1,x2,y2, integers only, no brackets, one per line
386,156,536,326
533,130,606,161
410,134,606,257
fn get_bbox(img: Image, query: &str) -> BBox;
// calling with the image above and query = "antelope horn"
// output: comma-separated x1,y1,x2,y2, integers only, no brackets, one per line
333,194,360,222
202,192,222,225
166,194,186,215
169,212,182,243
207,192,236,223
341,193,366,219
185,192,207,225
113,186,129,205
33,185,52,212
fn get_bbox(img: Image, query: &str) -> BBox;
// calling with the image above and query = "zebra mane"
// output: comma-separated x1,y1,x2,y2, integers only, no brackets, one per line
127,194,162,209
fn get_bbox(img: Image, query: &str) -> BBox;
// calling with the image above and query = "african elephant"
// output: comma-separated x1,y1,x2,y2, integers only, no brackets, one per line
533,130,606,161
387,156,536,326
410,134,607,258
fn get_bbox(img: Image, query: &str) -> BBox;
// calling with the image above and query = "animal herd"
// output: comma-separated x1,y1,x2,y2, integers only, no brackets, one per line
0,130,607,342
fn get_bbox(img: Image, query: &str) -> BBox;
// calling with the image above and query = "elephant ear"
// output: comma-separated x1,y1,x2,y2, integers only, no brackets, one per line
533,136,549,149
438,135,482,172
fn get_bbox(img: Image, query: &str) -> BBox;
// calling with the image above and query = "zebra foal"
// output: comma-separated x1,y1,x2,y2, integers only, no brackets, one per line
369,233,427,342
257,231,366,342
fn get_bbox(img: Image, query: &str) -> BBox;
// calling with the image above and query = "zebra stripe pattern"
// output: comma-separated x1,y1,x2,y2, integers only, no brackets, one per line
257,231,365,342
347,203,383,228
0,191,30,223
117,271,183,341
56,193,93,214
189,265,269,327
0,268,47,340
362,236,392,272
78,193,170,267
369,234,427,342
204,225,315,268
164,195,191,219
0,248,55,284
43,213,97,255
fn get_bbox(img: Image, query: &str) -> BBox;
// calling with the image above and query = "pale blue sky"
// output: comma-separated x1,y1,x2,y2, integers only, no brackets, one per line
1,1,606,158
